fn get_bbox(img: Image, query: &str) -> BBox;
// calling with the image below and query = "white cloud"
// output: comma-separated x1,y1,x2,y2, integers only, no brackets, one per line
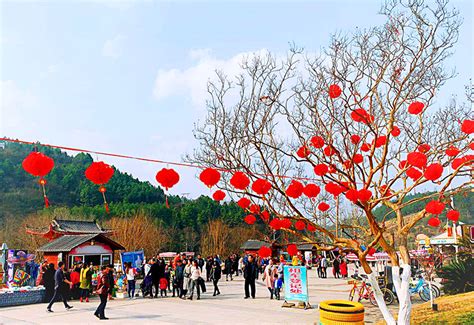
152,48,271,108
102,35,126,59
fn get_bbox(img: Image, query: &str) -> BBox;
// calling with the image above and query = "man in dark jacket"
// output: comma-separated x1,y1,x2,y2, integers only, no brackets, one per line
210,260,222,296
243,255,258,299
43,263,56,302
148,259,161,298
225,257,233,281
94,265,110,320
205,256,213,281
47,262,73,312
175,260,185,298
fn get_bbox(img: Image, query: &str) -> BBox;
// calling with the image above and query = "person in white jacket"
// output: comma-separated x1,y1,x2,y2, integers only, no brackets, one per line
187,260,202,300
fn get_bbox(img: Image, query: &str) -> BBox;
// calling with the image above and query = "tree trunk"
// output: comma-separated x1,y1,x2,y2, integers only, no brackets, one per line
397,240,412,325
361,258,396,325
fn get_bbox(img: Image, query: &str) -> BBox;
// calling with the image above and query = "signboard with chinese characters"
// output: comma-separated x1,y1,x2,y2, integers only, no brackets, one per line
283,265,309,303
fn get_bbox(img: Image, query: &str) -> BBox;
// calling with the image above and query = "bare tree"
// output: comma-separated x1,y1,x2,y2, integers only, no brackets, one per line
189,1,472,323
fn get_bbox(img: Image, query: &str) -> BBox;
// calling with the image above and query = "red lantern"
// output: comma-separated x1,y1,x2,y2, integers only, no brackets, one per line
427,217,441,227
258,246,272,258
314,164,329,176
296,145,311,158
407,152,427,168
445,146,460,157
303,184,320,199
391,126,401,137
470,142,474,150
156,168,180,190
310,136,325,148
230,172,250,190
417,144,431,153
461,119,474,134
353,154,364,164
350,135,361,144
252,178,272,196
237,197,251,209
22,151,55,208
85,161,115,213
294,220,306,231
425,200,445,215
325,182,344,197
368,247,376,256
328,84,342,99
399,160,408,169
318,202,330,212
345,189,359,203
199,168,221,188
307,224,317,232
406,167,422,180
269,218,281,230
249,204,260,214
357,189,372,202
261,210,270,221
156,168,180,208
379,185,393,197
446,210,460,222
408,101,424,115
244,214,256,225
373,135,387,148
360,143,371,152
323,146,335,157
351,108,373,124
280,218,292,229
212,190,226,201
424,163,443,181
287,244,299,257
286,180,304,199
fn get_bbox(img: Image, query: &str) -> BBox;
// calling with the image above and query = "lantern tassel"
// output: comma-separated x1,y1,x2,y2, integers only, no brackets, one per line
41,180,50,208
165,196,170,209
101,191,110,214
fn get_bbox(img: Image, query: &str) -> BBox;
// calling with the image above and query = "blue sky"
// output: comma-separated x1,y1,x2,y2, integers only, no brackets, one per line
1,0,472,198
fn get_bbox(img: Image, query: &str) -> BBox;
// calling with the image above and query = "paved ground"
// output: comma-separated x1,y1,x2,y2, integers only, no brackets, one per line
0,267,389,324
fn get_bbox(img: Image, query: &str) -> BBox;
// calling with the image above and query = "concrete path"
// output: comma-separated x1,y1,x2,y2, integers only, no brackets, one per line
0,268,388,324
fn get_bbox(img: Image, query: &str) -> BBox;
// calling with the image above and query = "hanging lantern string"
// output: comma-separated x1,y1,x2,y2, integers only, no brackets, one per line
2,137,328,183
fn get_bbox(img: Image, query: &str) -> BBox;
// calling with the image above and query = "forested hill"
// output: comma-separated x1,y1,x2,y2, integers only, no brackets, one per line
0,141,244,228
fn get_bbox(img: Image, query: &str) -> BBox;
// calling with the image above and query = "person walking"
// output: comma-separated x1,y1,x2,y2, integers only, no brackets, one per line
94,265,110,320
243,255,258,299
333,257,341,279
175,259,185,298
232,254,239,277
182,259,192,298
148,259,160,298
262,259,275,299
320,256,328,278
210,260,221,296
46,262,73,312
187,260,201,300
225,256,233,281
340,258,348,279
79,263,92,302
125,262,137,299
42,263,55,303
316,255,322,278
196,254,205,272
107,265,115,300
205,256,213,282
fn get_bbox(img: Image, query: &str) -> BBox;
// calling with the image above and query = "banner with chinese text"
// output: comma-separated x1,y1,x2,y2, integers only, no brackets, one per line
283,265,309,303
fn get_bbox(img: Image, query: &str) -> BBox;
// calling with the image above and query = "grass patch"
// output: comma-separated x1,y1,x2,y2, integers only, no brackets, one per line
376,291,474,324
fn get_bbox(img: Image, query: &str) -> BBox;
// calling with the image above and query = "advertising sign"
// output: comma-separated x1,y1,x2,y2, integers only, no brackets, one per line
120,250,144,271
283,265,309,304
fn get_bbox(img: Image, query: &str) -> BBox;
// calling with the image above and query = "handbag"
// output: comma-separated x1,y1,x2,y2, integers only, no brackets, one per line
199,277,206,293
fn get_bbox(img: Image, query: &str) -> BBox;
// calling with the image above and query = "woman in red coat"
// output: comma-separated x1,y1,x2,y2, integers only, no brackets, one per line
340,259,348,279
94,265,110,320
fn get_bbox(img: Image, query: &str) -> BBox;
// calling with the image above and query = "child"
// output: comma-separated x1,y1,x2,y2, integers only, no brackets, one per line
274,274,283,300
159,277,168,297
171,269,178,297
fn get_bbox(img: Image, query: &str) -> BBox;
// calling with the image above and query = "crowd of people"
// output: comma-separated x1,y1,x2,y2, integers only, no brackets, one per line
35,250,356,320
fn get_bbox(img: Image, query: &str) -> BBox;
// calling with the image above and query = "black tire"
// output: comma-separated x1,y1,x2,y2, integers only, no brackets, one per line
381,288,395,305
